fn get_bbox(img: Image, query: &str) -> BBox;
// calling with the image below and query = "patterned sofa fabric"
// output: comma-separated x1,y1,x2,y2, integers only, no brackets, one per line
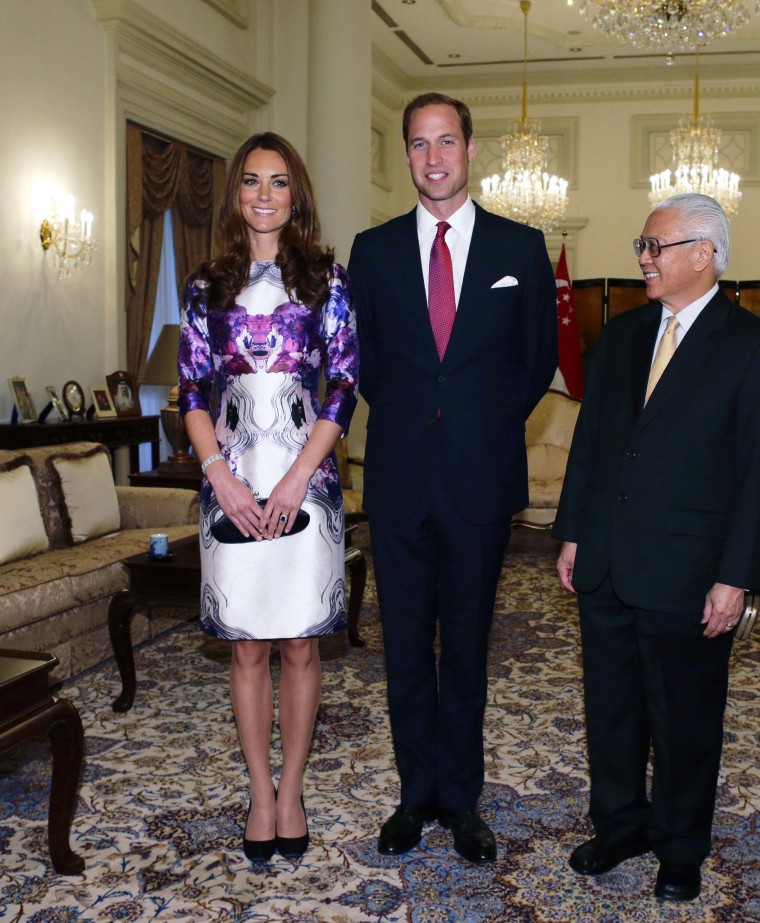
0,442,200,681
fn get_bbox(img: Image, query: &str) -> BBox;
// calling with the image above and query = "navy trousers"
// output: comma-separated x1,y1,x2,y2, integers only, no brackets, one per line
369,447,511,813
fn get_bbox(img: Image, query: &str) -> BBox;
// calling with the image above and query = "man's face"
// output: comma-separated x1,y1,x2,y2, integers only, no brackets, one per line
406,103,475,217
638,208,714,313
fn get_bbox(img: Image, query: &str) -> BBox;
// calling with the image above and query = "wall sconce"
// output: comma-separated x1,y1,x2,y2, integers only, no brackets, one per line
39,194,96,278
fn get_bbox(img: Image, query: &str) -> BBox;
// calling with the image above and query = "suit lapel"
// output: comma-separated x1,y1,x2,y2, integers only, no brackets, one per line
443,205,494,366
630,305,661,422
389,209,440,362
633,291,730,433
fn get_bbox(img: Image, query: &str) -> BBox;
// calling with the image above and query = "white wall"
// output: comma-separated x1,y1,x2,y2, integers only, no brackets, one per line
0,0,108,422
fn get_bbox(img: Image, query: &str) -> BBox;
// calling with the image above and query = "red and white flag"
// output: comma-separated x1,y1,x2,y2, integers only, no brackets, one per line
552,244,584,398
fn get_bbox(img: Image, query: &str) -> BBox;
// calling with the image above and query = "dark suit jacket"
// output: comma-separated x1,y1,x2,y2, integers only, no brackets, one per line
348,202,558,524
553,290,760,612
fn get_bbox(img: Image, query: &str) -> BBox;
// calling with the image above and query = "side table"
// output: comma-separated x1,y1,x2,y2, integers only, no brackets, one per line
109,536,201,712
0,649,84,874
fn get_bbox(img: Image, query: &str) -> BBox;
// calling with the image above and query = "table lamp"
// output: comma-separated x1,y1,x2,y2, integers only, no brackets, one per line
141,324,199,471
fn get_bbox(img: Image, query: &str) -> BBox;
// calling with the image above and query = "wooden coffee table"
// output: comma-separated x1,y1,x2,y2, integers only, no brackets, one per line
0,648,84,874
109,536,201,713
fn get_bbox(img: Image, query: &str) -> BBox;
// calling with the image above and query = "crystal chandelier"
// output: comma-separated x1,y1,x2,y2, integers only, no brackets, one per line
649,65,742,217
575,0,759,53
480,1,569,232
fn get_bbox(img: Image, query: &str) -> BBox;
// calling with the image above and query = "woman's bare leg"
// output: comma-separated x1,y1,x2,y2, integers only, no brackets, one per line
276,637,321,837
230,639,276,840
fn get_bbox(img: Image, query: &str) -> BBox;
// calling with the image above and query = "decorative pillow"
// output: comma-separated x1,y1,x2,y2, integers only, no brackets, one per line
49,446,121,543
0,457,49,564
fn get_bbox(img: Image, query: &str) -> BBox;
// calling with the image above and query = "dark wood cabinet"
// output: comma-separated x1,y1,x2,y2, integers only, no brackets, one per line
0,416,160,473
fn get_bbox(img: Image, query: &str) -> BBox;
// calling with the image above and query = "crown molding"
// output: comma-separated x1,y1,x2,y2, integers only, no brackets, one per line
201,0,250,29
373,41,760,106
91,0,273,115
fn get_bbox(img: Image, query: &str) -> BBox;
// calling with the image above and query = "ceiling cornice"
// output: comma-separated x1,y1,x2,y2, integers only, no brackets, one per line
373,45,760,108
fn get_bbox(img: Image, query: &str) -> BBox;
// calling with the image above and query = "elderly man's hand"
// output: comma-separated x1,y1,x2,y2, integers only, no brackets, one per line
702,583,745,638
557,542,578,594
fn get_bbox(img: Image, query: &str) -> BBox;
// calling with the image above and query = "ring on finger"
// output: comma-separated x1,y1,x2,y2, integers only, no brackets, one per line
279,513,288,523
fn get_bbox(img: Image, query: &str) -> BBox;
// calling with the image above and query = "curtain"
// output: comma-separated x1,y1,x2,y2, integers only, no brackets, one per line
125,123,225,380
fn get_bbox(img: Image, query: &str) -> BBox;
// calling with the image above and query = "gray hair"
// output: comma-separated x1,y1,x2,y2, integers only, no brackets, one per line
652,193,730,276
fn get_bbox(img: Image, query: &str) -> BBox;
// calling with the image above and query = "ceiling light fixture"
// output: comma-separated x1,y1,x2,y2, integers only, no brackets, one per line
480,1,569,231
575,0,758,54
649,51,742,217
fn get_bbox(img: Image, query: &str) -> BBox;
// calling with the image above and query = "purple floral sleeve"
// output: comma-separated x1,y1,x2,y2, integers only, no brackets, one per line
319,264,359,434
177,274,215,417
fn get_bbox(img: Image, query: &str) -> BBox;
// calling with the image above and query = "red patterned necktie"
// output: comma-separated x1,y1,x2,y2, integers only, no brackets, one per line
428,221,456,360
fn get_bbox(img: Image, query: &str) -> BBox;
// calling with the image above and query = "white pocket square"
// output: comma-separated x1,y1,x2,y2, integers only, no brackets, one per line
491,275,518,288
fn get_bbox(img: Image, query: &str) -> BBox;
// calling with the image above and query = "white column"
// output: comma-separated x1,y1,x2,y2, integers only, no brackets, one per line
307,0,372,265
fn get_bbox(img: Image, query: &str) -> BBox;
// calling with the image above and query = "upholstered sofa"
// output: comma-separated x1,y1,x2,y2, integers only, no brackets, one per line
513,389,582,529
0,441,199,682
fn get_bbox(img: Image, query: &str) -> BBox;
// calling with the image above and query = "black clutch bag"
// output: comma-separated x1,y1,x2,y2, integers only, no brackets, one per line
210,499,310,544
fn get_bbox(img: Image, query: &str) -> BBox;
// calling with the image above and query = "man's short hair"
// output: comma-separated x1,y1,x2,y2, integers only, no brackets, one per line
654,193,730,277
402,93,474,148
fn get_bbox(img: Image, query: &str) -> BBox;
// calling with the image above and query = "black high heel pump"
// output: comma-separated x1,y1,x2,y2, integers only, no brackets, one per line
243,799,276,862
275,794,310,859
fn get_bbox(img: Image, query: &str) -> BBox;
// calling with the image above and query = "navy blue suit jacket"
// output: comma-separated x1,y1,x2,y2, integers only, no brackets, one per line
348,202,558,524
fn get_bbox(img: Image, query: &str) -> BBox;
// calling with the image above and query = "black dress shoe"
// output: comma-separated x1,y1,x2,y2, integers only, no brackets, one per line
276,795,310,859
242,800,276,863
655,863,701,901
378,805,432,855
569,834,650,875
439,809,497,864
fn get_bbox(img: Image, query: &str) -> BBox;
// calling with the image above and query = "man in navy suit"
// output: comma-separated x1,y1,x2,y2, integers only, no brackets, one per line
348,93,557,863
554,193,760,901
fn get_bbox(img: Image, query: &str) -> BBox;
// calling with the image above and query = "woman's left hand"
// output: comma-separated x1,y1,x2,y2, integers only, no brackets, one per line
259,469,310,539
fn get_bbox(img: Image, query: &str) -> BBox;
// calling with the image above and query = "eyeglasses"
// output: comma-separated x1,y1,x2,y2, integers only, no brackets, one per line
632,237,706,258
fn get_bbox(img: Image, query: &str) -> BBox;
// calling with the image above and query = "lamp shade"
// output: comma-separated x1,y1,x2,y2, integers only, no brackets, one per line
141,324,180,385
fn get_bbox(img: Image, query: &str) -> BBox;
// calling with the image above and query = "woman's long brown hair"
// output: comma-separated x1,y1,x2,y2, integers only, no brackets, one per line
196,133,334,312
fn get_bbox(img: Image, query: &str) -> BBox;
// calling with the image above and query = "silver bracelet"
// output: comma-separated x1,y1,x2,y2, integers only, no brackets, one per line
201,453,225,473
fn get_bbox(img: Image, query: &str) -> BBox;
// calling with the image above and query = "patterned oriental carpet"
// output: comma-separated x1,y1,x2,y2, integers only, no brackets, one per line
1,529,758,922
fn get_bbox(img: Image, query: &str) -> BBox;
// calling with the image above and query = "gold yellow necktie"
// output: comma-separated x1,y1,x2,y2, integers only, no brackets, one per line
645,315,680,404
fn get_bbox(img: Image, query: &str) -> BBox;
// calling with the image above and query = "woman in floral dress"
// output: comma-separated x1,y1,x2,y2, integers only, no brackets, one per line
178,133,358,862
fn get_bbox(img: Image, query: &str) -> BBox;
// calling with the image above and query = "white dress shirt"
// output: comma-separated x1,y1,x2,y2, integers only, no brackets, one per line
416,196,476,308
650,283,719,366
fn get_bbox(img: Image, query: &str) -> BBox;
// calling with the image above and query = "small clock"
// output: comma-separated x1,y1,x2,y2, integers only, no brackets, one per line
62,380,86,417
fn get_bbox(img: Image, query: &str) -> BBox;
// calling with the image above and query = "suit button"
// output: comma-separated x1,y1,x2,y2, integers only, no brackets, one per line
618,493,628,503
626,449,637,459
438,375,447,382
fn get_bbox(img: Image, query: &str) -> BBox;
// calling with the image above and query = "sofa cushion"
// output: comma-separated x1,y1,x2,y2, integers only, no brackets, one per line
0,457,49,564
48,445,121,543
526,443,570,483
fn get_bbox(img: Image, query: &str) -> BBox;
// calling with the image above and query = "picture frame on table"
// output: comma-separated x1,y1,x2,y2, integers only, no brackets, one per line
106,370,141,417
90,385,117,419
45,385,70,422
7,376,37,424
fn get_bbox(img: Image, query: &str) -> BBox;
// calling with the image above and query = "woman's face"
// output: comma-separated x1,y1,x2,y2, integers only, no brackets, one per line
239,147,293,259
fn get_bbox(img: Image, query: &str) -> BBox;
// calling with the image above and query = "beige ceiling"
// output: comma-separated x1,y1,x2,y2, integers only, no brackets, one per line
371,0,760,90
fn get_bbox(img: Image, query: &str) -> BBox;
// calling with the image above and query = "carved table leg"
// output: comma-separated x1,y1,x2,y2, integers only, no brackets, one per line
345,545,366,648
108,590,139,712
46,698,85,874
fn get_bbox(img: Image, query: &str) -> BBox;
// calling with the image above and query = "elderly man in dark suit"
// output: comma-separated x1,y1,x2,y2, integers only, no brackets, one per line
554,193,760,901
348,92,557,863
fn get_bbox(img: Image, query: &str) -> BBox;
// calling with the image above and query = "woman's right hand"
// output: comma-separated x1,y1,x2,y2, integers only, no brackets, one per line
206,462,265,540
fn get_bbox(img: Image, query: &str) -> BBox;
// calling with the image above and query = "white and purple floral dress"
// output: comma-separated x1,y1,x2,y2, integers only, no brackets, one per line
178,261,359,640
